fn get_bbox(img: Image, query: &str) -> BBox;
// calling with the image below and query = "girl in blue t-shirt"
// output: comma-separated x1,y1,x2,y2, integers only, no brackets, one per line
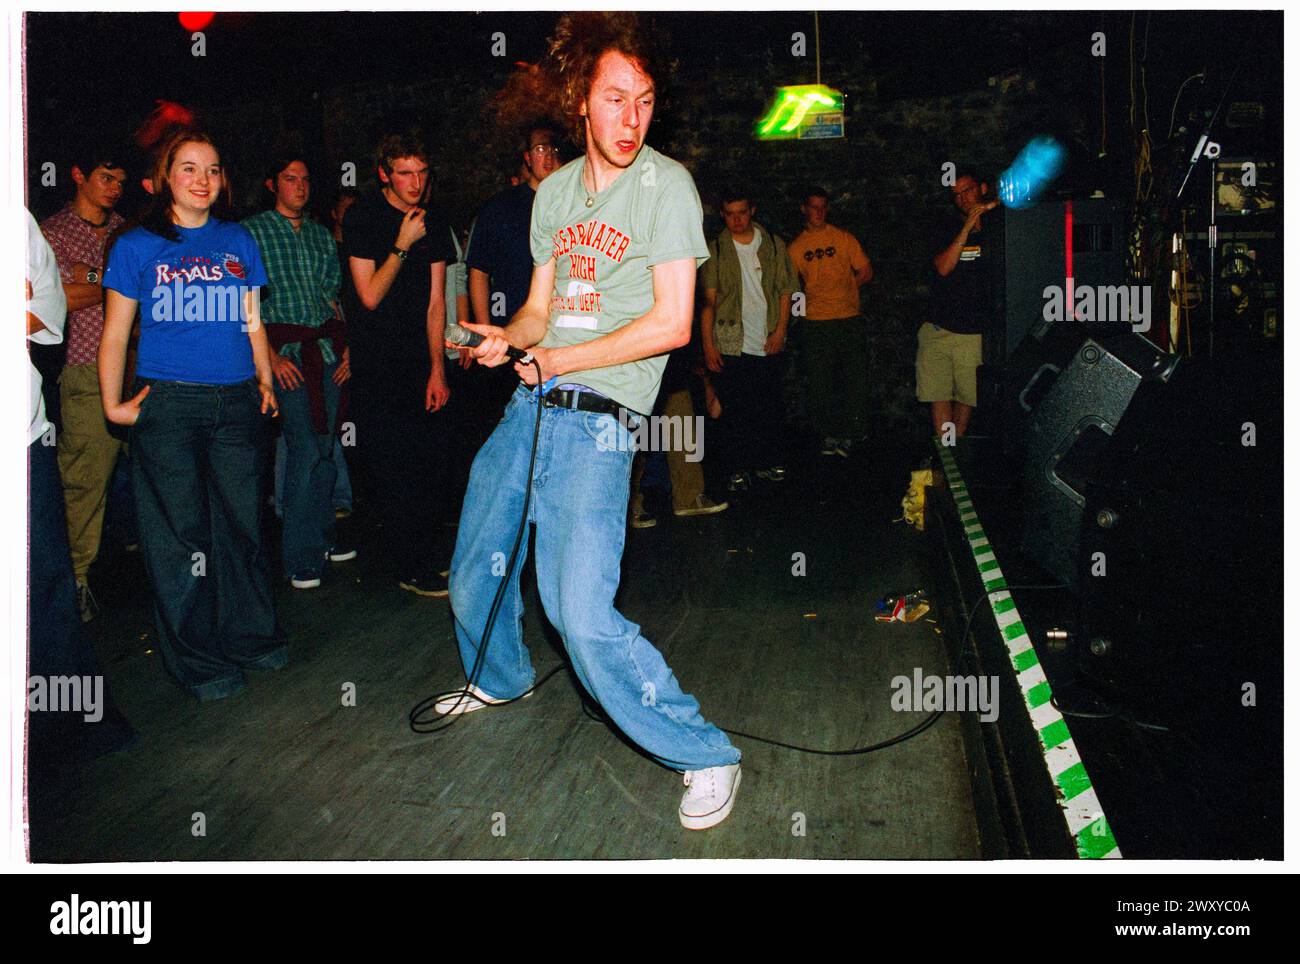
100,129,285,702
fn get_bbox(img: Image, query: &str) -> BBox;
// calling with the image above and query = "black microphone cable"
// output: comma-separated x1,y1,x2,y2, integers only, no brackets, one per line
409,357,546,734
408,389,1072,756
574,582,1068,755
409,385,1071,758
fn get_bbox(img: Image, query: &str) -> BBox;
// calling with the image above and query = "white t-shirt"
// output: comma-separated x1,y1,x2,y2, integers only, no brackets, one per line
733,232,767,356
26,209,67,445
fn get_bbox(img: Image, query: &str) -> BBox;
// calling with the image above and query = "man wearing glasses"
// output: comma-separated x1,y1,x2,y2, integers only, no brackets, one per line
462,124,565,435
917,171,1000,440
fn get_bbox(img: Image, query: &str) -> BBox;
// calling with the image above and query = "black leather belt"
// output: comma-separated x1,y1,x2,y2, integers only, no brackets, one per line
535,384,642,418
540,386,625,417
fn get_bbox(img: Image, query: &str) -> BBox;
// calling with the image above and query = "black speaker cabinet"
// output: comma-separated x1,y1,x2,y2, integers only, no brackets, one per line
982,315,1088,457
1078,353,1282,673
1018,334,1179,592
985,197,1126,364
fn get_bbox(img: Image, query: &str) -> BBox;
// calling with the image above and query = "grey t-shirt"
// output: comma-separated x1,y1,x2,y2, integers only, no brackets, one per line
530,144,709,415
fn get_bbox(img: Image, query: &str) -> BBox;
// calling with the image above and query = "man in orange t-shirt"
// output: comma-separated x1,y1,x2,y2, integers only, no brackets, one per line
787,187,873,457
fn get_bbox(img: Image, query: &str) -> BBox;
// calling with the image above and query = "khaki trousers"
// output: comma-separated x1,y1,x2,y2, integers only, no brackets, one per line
630,386,705,511
56,362,122,581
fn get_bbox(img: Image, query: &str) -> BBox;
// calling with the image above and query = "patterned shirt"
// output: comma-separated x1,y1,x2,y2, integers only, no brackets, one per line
242,209,341,365
40,204,124,367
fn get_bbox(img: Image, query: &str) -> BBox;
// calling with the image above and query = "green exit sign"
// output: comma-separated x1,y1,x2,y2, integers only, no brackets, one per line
755,84,845,141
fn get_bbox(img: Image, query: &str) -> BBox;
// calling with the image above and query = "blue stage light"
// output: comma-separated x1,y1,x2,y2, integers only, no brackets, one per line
998,136,1067,209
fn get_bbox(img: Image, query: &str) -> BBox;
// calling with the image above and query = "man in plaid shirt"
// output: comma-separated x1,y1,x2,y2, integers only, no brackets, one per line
244,156,354,589
41,143,129,623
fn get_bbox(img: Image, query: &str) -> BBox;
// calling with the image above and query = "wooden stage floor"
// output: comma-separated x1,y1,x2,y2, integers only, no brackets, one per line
29,447,980,862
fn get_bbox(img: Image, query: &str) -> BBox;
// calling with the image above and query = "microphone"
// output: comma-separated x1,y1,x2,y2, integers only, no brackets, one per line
445,324,533,363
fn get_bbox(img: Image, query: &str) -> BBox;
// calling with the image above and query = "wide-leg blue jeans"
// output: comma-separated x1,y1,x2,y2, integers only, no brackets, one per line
449,386,740,772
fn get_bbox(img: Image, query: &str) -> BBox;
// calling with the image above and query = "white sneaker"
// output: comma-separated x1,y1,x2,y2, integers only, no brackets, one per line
433,682,532,716
679,763,742,830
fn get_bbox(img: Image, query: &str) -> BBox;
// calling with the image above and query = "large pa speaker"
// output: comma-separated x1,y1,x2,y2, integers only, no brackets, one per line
1018,334,1179,592
1077,351,1281,672
985,197,1126,364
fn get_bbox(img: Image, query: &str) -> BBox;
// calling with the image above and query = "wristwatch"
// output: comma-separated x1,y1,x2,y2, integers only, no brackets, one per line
391,246,409,263
86,268,100,284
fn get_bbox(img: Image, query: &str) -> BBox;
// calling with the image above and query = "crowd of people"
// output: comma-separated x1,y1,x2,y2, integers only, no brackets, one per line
25,11,998,829
25,125,996,698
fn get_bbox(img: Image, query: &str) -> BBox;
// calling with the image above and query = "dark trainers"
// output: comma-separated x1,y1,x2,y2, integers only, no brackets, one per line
630,493,657,529
400,571,449,598
325,545,358,562
820,437,839,456
755,466,787,482
726,471,751,492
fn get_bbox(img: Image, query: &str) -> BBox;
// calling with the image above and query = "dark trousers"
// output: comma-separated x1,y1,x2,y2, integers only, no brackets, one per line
711,352,787,473
277,360,341,578
800,317,870,439
29,439,85,681
28,438,133,761
131,379,281,698
351,365,451,576
442,362,517,522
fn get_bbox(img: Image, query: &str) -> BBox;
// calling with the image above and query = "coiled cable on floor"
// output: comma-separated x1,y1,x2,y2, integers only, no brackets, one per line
412,432,1070,756
409,359,544,735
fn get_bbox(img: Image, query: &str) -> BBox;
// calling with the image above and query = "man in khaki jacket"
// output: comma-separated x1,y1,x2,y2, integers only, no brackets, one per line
700,188,800,488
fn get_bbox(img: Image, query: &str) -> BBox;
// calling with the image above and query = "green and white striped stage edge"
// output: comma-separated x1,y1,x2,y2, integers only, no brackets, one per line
934,442,1121,859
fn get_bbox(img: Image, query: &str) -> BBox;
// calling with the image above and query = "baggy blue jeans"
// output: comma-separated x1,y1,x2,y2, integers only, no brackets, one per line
449,385,741,772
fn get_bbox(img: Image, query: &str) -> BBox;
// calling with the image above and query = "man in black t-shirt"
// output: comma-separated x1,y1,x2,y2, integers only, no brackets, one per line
343,129,457,596
461,123,564,439
917,171,1000,439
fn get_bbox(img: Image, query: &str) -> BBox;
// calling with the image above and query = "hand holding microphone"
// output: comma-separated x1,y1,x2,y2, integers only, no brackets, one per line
445,322,533,367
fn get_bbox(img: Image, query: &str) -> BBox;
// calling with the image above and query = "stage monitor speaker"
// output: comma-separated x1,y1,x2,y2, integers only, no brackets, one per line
1018,333,1179,593
980,315,1088,456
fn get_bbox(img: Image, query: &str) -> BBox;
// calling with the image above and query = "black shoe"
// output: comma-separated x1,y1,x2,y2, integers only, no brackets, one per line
400,571,450,598
325,544,358,563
